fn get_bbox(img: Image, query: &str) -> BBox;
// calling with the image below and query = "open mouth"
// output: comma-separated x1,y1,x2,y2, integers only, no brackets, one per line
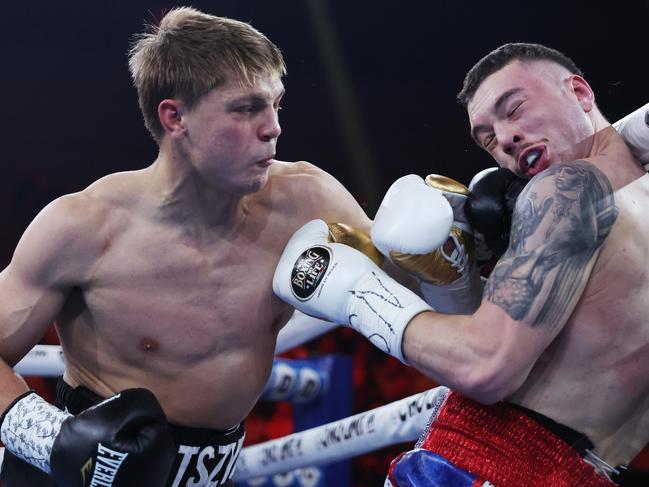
525,149,542,167
519,147,545,175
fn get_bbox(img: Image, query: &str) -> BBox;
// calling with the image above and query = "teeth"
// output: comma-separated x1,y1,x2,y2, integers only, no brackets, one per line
526,150,541,166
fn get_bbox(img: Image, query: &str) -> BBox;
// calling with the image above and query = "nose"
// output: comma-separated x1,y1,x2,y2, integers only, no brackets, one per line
495,122,523,157
259,109,281,142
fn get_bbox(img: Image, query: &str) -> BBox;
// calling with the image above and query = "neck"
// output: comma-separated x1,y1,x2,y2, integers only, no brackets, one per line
587,108,614,155
147,147,248,231
585,123,646,189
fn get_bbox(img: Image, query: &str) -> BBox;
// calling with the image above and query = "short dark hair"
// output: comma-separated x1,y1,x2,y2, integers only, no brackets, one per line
457,43,583,106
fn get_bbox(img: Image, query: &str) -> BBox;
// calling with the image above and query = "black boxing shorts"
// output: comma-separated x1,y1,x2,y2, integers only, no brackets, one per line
0,378,245,487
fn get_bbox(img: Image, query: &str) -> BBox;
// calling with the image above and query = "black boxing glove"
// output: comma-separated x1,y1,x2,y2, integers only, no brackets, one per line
465,167,528,259
0,388,175,487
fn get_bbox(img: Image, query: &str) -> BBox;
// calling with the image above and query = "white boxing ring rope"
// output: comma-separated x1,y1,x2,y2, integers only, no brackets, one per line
13,344,65,377
13,346,332,405
234,386,449,482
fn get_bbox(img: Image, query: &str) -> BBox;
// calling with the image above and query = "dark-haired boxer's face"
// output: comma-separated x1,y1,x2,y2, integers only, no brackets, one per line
467,60,594,179
180,74,284,195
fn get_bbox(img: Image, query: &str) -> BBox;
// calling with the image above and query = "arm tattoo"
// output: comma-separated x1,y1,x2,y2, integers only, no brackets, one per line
484,161,618,327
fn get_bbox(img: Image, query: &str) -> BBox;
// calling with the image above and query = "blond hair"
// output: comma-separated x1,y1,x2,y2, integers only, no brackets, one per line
128,7,286,142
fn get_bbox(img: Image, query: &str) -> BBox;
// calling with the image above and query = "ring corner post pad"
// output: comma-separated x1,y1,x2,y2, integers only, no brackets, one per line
293,354,354,487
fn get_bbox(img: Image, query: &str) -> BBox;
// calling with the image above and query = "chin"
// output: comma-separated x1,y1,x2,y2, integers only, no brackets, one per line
244,175,269,195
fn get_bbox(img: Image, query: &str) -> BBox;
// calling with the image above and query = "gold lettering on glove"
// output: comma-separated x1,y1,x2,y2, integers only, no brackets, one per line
80,457,94,485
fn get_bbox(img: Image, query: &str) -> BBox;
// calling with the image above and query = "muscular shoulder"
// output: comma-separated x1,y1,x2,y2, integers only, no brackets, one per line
486,160,618,329
267,160,370,228
12,173,140,286
512,161,618,246
521,160,615,197
268,160,334,194
54,171,143,236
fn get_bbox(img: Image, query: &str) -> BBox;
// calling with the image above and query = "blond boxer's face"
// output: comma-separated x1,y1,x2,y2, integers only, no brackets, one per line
468,60,595,179
180,74,284,195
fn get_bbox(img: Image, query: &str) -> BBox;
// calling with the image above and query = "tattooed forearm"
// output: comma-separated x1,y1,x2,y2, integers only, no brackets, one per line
485,161,618,327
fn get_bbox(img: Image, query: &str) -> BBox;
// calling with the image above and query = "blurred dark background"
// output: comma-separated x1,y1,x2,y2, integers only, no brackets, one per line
2,0,648,251
2,0,648,484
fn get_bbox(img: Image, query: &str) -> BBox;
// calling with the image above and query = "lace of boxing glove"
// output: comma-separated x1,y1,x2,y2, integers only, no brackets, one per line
273,219,432,364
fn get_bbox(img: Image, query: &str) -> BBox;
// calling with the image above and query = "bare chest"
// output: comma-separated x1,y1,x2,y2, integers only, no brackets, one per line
74,221,293,358
518,189,649,431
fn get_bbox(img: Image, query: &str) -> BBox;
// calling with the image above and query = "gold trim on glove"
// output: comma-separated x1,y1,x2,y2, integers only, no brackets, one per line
390,226,475,285
425,174,470,196
327,223,385,267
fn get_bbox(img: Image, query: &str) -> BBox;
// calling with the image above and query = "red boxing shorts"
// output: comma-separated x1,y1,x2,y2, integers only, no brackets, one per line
387,391,617,486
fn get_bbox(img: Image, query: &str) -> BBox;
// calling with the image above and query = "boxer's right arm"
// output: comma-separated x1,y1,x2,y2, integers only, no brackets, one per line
273,220,432,364
0,195,93,406
1,388,175,486
0,196,90,438
1,195,177,485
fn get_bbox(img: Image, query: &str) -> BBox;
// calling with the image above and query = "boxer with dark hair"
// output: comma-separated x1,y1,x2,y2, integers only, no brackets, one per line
274,43,649,485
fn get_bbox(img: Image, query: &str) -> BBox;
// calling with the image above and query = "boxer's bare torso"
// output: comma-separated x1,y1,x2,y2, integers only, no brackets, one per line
453,58,649,466
508,133,649,465
405,129,649,467
1,160,369,429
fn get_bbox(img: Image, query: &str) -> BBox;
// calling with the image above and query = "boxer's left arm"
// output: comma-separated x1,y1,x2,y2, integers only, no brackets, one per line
286,161,417,287
289,160,372,233
403,161,618,403
275,161,617,403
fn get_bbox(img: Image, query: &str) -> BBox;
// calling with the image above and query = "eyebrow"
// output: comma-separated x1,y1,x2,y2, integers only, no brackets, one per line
470,87,524,144
230,88,286,105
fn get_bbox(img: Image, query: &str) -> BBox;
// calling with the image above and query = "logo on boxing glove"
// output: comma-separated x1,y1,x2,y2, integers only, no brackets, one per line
290,246,330,300
81,443,128,487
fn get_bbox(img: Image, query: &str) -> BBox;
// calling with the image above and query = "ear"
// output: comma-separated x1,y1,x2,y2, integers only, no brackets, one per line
567,75,595,113
158,99,186,138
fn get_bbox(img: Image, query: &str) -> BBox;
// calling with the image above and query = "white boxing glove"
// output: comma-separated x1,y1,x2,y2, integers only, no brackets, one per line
613,102,649,167
273,219,432,363
371,175,453,256
372,174,482,314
